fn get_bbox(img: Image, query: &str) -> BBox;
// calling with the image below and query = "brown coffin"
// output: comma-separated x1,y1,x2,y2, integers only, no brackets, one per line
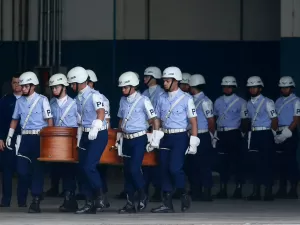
99,129,123,165
142,151,158,166
38,127,78,163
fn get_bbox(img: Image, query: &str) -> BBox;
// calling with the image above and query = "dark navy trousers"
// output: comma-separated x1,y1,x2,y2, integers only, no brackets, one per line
78,130,108,198
16,135,44,203
186,132,214,188
0,135,22,205
159,132,189,192
122,135,147,197
215,129,244,184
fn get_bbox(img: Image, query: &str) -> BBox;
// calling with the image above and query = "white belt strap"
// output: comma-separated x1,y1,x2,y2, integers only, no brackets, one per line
22,96,41,130
122,95,143,130
251,98,265,127
217,97,239,126
165,94,186,120
80,92,93,124
277,96,298,115
58,100,76,126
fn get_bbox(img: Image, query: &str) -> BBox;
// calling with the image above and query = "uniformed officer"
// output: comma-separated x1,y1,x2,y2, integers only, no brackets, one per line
117,71,159,213
151,67,199,213
142,66,165,202
67,66,109,214
48,73,79,212
179,73,191,93
0,74,24,207
214,76,248,199
187,74,215,201
82,69,110,200
274,76,300,199
6,71,53,213
246,76,278,201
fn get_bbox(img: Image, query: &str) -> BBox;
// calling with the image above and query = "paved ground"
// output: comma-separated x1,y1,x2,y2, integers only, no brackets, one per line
1,172,300,224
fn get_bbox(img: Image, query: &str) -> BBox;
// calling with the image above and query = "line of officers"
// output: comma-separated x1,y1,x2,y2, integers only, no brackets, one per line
0,65,299,214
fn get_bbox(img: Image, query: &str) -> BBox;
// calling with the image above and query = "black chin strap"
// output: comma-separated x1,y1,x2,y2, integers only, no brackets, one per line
22,84,33,96
124,87,132,97
167,79,174,92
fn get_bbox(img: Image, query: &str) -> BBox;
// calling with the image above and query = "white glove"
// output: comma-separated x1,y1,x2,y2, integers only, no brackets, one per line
146,130,164,152
210,131,219,148
6,128,15,150
185,136,200,155
77,127,83,147
15,135,22,153
88,119,103,140
275,127,292,144
272,129,277,136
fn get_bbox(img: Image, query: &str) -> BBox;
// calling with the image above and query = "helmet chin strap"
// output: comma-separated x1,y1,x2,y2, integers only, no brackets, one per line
22,84,33,97
124,87,132,97
53,85,64,98
146,76,153,86
165,79,174,92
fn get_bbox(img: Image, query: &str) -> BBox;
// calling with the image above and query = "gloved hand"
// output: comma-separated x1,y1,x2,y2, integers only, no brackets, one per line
88,119,103,140
77,127,83,147
6,128,15,150
210,131,219,148
146,130,164,152
275,127,292,144
185,136,200,155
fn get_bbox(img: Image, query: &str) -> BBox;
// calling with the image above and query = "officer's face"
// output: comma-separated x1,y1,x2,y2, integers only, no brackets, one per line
280,87,292,97
163,78,177,91
222,86,233,95
21,84,34,96
11,77,21,93
88,81,94,89
122,86,134,96
179,83,190,93
144,75,152,85
248,86,261,97
51,85,63,96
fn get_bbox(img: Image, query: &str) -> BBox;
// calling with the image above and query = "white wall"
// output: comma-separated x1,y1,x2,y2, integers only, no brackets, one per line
281,0,300,37
0,0,280,41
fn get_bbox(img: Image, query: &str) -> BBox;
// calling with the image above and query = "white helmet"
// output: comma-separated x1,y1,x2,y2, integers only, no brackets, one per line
86,69,98,82
278,76,295,87
49,73,69,87
134,72,140,81
19,71,39,85
144,66,162,79
189,74,206,87
118,71,139,87
162,66,182,81
246,76,264,87
221,76,237,87
181,73,191,84
67,66,88,84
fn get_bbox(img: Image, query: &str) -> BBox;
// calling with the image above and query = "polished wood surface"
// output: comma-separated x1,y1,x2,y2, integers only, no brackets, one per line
100,129,123,165
38,127,78,162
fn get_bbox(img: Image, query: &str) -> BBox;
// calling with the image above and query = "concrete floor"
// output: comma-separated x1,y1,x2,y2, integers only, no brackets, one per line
1,172,300,224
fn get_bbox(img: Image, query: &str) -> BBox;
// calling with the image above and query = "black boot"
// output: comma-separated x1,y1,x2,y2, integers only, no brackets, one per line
59,191,78,212
137,189,148,212
118,194,136,214
94,189,110,211
263,186,274,201
115,190,127,199
172,189,181,199
215,183,228,199
201,187,213,201
180,192,191,212
247,185,261,201
28,196,41,213
151,192,174,213
150,188,161,202
287,183,298,199
75,198,96,214
231,183,243,199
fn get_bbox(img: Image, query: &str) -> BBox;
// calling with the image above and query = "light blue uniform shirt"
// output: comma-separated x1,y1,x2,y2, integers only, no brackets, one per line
118,92,156,133
214,94,247,129
12,92,52,130
275,93,300,126
193,92,214,130
50,96,78,127
142,85,164,109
